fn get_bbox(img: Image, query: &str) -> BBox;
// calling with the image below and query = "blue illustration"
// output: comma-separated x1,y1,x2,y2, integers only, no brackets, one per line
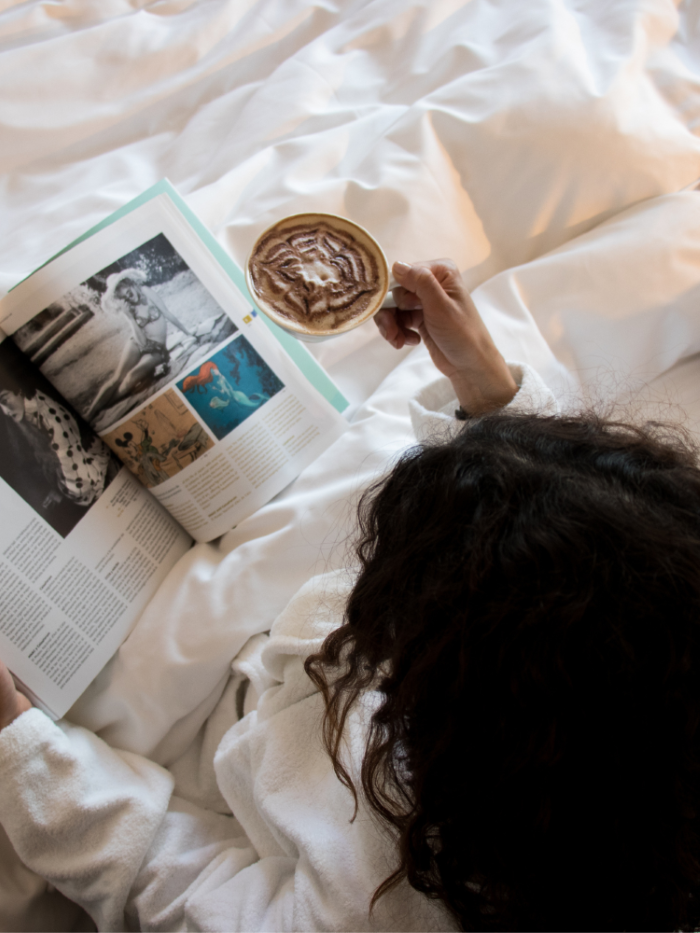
176,336,284,440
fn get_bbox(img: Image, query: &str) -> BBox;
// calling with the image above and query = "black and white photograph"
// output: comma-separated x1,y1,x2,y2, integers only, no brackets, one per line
12,233,238,434
0,339,121,538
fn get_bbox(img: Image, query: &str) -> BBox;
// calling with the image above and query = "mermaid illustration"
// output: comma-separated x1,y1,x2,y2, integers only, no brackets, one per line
182,361,267,410
84,269,199,423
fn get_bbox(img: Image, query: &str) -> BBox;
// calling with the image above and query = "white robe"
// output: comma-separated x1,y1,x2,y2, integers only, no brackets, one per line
0,363,555,933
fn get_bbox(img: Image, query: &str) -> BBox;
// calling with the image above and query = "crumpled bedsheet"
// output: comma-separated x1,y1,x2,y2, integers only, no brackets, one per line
2,0,700,929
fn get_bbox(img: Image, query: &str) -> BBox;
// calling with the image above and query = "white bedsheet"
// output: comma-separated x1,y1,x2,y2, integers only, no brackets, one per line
2,0,700,929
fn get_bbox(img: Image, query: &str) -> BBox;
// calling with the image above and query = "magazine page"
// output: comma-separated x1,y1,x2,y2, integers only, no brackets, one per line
0,336,192,720
0,184,348,541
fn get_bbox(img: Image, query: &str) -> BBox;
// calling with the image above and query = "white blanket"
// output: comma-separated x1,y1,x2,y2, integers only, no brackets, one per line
3,0,700,928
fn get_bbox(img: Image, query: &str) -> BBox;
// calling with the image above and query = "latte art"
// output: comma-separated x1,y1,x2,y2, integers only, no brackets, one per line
248,217,387,334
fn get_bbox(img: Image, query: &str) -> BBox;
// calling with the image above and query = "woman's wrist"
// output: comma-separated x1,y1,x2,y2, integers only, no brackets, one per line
449,356,519,417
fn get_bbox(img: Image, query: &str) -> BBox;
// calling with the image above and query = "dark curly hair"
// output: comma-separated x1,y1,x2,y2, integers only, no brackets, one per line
305,411,700,931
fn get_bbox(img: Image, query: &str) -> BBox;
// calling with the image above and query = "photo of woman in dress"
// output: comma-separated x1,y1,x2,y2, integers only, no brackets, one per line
0,340,120,538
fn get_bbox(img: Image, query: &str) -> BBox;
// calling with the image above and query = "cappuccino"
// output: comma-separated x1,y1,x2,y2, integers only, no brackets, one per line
246,213,389,337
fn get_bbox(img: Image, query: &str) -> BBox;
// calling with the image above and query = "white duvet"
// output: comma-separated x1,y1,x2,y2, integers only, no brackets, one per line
2,0,700,929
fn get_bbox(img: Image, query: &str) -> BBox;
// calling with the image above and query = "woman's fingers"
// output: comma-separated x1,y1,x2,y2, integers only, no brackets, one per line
387,259,518,415
373,308,397,344
391,259,473,358
393,259,464,306
374,308,421,348
375,267,431,349
0,659,31,730
390,284,423,311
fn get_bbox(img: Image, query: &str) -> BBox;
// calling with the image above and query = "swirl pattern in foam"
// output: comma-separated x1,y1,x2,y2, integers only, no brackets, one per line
247,214,388,335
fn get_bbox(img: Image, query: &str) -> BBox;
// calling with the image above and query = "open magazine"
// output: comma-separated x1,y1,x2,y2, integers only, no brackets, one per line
0,180,349,719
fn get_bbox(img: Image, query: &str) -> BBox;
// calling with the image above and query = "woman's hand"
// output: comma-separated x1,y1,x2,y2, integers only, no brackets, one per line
374,259,518,416
0,659,31,730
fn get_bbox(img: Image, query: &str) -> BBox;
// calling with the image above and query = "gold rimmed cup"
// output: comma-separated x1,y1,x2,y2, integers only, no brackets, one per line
246,212,391,343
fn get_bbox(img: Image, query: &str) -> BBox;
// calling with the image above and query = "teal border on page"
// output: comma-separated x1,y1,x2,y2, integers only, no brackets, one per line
21,180,349,414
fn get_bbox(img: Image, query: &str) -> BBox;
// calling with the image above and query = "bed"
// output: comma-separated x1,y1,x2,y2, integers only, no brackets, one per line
2,0,700,928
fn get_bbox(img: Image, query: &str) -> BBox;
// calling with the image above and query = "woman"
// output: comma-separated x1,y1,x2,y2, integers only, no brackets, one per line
84,270,199,423
0,386,113,508
1,260,700,931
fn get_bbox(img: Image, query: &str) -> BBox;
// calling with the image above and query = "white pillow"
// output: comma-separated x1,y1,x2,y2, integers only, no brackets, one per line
472,191,700,410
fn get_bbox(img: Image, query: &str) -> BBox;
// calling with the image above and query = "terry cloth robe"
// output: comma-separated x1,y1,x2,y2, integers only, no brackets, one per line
0,361,555,933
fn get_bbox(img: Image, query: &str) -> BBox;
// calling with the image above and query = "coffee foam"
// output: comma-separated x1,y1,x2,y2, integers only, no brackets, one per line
247,214,388,335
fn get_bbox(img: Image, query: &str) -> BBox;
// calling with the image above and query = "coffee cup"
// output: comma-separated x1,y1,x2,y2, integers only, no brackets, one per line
246,212,392,342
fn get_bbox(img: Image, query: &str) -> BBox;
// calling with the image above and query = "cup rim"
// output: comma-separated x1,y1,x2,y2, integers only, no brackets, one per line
245,212,389,338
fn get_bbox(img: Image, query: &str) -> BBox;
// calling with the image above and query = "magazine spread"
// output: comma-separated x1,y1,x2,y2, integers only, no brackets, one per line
0,181,349,543
0,335,192,720
0,181,350,719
